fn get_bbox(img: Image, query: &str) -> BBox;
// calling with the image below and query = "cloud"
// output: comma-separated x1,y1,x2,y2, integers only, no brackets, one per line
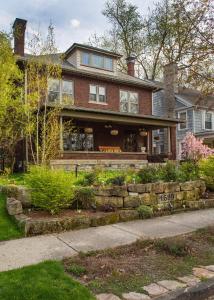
70,19,80,29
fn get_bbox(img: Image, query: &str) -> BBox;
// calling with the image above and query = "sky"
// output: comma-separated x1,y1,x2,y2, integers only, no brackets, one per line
0,0,155,52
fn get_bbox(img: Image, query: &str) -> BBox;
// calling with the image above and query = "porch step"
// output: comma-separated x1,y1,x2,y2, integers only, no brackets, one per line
50,159,148,171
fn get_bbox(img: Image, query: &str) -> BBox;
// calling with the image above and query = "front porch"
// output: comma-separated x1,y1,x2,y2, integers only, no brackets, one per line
52,106,179,169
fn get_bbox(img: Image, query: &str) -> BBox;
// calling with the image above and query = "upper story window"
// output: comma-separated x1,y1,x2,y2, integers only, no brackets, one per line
48,79,73,104
120,90,139,114
178,111,187,130
81,52,113,71
89,85,106,103
205,112,212,130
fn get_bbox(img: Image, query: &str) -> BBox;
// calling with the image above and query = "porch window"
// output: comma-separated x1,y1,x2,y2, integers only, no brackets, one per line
89,85,106,103
120,90,139,114
178,111,187,130
48,79,73,104
205,112,212,130
63,130,94,151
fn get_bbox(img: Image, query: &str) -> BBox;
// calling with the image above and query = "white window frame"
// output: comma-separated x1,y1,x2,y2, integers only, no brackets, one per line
204,111,213,130
89,84,107,105
178,111,188,130
120,90,139,114
48,78,74,104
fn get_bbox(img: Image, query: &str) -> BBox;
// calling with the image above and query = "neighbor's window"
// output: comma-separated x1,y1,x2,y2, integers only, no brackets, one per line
179,111,187,130
48,79,73,104
89,85,106,103
120,90,139,114
81,52,113,71
205,112,212,130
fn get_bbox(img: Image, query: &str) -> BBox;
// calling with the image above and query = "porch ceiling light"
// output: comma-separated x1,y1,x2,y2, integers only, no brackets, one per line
84,127,93,134
139,129,148,136
110,129,119,136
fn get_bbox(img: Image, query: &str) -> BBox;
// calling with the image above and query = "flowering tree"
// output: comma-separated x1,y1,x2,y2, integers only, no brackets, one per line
181,132,214,161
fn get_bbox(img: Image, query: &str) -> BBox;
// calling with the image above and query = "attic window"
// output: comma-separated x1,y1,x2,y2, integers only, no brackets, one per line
81,51,113,71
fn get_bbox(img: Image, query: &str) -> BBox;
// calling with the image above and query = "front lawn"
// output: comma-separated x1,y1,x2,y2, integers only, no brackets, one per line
0,261,95,300
64,227,214,297
0,193,23,241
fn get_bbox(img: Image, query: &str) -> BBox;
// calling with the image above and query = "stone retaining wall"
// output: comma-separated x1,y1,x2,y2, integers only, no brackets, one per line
2,180,214,236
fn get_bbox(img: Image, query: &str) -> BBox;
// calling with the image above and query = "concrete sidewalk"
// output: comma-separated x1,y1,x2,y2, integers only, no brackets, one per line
0,208,214,272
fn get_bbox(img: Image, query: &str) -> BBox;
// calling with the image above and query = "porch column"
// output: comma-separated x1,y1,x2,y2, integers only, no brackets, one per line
147,131,151,154
167,126,171,156
59,116,63,151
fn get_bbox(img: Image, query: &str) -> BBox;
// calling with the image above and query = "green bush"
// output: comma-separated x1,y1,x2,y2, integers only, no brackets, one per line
25,166,74,214
154,238,191,257
73,187,95,209
137,166,160,183
199,156,214,191
67,263,87,276
178,161,199,182
106,175,126,186
137,205,153,219
77,172,97,186
159,161,179,182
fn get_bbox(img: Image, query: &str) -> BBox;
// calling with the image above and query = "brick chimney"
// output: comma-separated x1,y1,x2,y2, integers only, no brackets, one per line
13,18,27,56
126,55,136,77
164,62,178,118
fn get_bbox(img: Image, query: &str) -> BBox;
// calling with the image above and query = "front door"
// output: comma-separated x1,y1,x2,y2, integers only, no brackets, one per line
124,131,137,152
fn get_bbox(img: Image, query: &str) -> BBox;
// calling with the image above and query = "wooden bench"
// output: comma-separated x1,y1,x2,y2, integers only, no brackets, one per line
99,146,122,153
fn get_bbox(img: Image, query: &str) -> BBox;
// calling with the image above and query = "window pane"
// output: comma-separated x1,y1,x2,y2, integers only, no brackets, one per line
89,85,97,101
48,91,60,103
81,52,90,65
180,112,187,129
130,103,139,114
129,92,138,103
62,94,73,104
104,57,113,70
120,102,129,112
205,113,212,129
62,80,73,94
98,87,106,102
48,78,60,92
92,54,104,68
120,91,128,102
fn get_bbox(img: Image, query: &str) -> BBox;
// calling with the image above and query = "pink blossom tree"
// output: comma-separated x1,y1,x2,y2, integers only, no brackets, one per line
181,132,214,162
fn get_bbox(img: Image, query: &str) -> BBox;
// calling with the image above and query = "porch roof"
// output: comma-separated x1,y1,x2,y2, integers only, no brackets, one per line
60,106,180,127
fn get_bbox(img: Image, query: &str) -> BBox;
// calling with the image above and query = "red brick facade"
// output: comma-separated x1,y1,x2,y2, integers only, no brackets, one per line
63,73,152,115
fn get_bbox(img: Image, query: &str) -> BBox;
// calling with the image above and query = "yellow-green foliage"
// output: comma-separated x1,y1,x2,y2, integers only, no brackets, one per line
25,166,75,214
199,156,214,191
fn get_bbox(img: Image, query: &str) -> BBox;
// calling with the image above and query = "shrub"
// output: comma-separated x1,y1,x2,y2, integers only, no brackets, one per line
159,161,179,182
154,238,191,257
25,166,74,214
73,187,95,209
77,172,97,186
106,175,126,186
199,156,214,191
137,166,160,183
137,205,153,219
178,161,199,182
67,263,86,276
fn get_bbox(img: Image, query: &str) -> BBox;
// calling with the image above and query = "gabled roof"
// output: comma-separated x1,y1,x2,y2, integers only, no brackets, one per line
19,53,157,90
64,43,122,59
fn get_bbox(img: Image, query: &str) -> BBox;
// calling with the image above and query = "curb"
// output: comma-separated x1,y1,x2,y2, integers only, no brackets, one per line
156,278,214,300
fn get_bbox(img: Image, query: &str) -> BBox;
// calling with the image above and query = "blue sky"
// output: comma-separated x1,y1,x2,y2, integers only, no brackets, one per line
0,0,155,51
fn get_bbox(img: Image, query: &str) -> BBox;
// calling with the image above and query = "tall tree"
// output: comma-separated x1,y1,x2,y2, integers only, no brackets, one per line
90,0,214,95
0,32,27,171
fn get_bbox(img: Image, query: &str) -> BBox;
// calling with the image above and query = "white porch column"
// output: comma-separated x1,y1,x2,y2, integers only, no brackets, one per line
167,126,171,155
147,131,150,154
59,116,63,151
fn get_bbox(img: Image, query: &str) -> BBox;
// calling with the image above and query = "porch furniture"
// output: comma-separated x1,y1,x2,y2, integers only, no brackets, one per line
99,146,122,153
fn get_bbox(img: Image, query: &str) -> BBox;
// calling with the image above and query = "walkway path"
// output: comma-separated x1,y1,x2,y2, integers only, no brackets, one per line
1,208,214,272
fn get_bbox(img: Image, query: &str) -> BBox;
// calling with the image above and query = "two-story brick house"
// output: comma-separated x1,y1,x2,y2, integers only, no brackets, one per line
14,18,180,170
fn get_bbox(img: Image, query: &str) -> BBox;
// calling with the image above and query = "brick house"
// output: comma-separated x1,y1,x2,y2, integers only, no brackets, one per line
13,18,180,170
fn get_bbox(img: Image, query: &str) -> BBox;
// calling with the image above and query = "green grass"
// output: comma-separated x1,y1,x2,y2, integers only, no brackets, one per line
0,193,23,241
0,173,25,186
0,261,95,300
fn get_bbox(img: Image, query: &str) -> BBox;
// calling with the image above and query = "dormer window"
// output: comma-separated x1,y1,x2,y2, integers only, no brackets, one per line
81,51,113,71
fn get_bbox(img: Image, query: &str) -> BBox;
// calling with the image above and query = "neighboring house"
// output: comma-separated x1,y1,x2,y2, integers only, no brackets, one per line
152,70,214,158
13,18,180,170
